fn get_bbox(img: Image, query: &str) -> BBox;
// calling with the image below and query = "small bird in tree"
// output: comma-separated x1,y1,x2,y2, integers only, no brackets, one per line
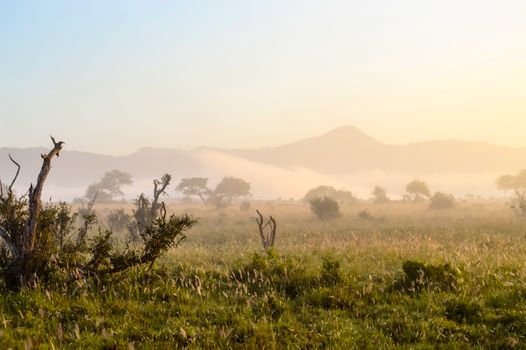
50,135,65,156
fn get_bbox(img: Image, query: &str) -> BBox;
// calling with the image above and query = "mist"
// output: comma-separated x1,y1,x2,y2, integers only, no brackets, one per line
2,128,518,202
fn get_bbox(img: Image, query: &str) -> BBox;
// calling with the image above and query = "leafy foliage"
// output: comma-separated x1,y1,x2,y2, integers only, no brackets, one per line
395,260,458,292
175,176,251,208
212,176,251,208
85,170,133,202
405,180,431,201
304,185,356,204
0,172,196,290
175,177,211,205
309,197,340,220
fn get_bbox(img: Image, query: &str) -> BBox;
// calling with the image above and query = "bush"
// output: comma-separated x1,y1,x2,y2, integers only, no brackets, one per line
429,192,456,210
0,138,197,290
445,299,482,324
395,260,458,292
237,251,317,298
309,197,340,220
320,255,343,286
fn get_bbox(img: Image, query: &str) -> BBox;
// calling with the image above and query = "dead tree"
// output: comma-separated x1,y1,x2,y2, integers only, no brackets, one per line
129,174,172,242
255,209,276,251
0,136,64,287
0,138,196,290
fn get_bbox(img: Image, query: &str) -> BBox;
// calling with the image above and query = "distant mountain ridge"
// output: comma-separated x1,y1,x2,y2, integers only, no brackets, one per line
1,126,525,199
212,126,526,173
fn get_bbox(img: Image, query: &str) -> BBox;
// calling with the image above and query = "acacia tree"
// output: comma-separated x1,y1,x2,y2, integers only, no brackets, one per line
0,137,196,290
85,170,133,202
496,170,526,215
175,177,212,205
210,177,251,208
405,180,431,202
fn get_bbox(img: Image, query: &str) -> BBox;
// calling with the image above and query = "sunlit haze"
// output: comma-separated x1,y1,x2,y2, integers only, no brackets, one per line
1,1,525,154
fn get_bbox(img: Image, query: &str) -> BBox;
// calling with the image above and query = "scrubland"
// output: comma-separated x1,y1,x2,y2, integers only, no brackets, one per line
1,201,525,349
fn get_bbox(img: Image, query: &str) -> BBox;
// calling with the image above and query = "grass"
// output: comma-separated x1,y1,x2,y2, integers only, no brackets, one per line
1,201,525,348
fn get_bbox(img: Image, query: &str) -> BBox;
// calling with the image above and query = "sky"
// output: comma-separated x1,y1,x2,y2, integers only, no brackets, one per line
1,0,525,155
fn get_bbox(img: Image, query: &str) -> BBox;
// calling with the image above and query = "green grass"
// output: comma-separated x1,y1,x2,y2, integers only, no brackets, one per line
1,201,525,348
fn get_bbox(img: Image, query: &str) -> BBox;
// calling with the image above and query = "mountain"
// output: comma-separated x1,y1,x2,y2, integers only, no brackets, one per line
216,126,526,174
224,126,393,173
1,126,525,199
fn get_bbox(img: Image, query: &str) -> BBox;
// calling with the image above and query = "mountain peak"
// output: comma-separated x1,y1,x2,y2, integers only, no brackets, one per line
323,125,370,137
315,125,382,145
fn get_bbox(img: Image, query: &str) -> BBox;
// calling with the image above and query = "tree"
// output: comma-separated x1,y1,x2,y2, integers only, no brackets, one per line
372,186,389,204
0,137,196,290
428,192,455,210
310,197,340,220
85,170,133,202
304,186,356,204
496,170,526,215
128,174,172,242
405,180,431,202
212,177,251,208
175,177,212,205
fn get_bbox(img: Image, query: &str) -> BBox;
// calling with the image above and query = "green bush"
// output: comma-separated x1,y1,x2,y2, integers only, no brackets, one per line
444,298,482,324
395,260,458,292
320,255,343,286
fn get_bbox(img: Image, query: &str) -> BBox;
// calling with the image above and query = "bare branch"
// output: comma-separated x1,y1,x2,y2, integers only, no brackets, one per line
255,209,277,251
8,154,21,192
25,136,64,250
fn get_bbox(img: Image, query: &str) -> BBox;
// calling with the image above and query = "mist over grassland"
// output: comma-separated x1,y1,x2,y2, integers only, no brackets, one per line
1,126,523,201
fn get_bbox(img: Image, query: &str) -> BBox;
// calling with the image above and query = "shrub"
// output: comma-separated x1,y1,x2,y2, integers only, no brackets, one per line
395,260,458,292
238,251,317,298
0,137,197,290
445,299,482,324
320,255,343,286
428,192,455,210
310,197,340,220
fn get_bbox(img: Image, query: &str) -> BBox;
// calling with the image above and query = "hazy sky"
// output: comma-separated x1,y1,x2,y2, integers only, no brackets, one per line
1,1,525,154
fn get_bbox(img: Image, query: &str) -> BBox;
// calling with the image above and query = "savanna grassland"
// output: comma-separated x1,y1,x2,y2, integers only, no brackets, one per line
1,200,525,349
